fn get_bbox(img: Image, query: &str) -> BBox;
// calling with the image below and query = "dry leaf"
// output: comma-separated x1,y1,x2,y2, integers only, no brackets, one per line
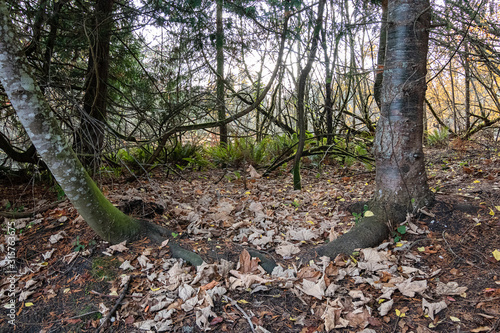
378,299,394,316
435,282,467,295
247,165,261,178
238,249,261,274
275,243,300,258
422,298,447,320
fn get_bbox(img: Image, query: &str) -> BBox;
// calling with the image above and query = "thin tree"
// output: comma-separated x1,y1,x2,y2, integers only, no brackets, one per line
292,0,326,190
216,0,227,145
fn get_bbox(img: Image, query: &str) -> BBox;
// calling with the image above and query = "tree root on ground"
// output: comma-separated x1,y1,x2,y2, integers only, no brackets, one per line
136,215,389,275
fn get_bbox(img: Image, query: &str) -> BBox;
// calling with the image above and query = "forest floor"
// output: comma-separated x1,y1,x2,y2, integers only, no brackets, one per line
1,139,500,333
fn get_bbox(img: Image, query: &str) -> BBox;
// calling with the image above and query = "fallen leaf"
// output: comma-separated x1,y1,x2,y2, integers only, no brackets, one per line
422,298,447,320
238,249,261,274
108,241,128,253
378,299,394,316
470,327,491,332
435,281,467,295
492,249,500,261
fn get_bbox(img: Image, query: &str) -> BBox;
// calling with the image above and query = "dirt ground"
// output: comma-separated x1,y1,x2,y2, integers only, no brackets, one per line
1,140,499,333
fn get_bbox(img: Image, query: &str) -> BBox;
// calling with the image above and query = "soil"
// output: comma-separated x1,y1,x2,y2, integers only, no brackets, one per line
1,140,499,333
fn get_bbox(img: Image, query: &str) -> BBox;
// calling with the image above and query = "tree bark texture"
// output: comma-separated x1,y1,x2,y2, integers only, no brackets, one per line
308,0,433,262
373,0,434,222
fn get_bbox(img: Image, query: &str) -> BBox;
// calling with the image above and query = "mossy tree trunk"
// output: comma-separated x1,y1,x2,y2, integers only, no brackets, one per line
0,4,204,267
307,0,433,262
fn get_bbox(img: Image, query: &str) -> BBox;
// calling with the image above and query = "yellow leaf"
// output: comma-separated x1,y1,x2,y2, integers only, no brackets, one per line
378,299,385,304
245,191,251,195
395,242,403,247
237,299,249,304
489,209,495,216
364,210,374,217
395,309,405,317
307,220,315,225
474,180,480,183
150,287,160,292
496,206,500,212
339,198,345,202
417,247,425,252
450,316,460,322
63,288,70,294
492,249,500,261
25,302,34,307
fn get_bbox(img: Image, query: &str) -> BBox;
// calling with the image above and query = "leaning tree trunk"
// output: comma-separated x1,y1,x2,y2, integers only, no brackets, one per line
0,3,203,266
306,0,434,262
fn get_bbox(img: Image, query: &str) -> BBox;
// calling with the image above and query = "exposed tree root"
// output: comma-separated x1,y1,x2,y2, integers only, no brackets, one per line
306,216,389,260
139,220,204,267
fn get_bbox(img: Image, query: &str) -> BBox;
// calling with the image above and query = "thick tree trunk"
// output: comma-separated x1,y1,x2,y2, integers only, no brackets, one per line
306,0,433,262
373,0,433,223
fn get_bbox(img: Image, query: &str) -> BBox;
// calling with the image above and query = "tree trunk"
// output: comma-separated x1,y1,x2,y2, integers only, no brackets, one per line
463,38,471,133
292,0,326,190
216,0,227,145
76,0,113,169
0,3,204,267
373,0,433,222
374,0,388,110
306,0,433,262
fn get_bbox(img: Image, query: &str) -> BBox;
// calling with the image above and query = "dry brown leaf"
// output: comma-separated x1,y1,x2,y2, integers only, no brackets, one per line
297,266,322,281
238,249,261,274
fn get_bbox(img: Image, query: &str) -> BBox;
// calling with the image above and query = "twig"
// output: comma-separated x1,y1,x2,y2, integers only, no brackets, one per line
90,290,120,298
97,276,131,333
214,169,228,184
0,199,66,218
44,311,101,324
488,317,500,333
392,315,401,333
223,295,255,333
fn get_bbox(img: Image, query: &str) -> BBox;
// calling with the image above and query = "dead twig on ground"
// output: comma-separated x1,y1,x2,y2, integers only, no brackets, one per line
223,295,256,333
97,276,131,333
0,199,66,218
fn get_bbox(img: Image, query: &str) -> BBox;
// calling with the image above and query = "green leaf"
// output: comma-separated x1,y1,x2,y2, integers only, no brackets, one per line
397,225,407,234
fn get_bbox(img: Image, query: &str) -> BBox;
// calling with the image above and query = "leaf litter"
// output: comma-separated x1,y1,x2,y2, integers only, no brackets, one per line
1,143,500,332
